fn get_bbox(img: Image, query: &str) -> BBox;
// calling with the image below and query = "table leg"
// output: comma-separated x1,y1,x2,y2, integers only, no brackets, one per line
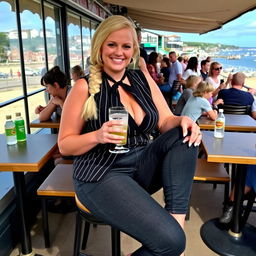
200,164,256,256
13,172,43,256
230,164,246,235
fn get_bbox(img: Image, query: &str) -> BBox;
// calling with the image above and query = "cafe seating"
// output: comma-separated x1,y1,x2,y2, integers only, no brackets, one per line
37,164,120,256
218,104,251,115
74,195,121,256
186,159,230,220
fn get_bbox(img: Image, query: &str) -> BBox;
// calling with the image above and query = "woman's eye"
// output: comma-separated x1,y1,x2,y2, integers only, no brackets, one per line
107,43,115,47
123,45,131,49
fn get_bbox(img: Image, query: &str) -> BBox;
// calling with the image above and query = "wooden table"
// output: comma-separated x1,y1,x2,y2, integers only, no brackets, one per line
197,114,256,132
0,134,58,256
200,131,256,256
30,115,60,129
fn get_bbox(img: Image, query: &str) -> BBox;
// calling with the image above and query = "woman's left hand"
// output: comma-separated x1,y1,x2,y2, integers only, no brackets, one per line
180,116,202,147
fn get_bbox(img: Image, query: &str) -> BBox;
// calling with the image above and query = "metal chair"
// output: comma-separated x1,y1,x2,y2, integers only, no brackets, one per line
218,104,251,115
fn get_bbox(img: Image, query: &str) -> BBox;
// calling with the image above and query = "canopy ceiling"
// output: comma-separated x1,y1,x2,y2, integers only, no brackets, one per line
103,0,256,34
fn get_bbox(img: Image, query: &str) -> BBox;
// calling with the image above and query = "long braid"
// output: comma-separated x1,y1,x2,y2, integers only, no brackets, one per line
82,64,102,120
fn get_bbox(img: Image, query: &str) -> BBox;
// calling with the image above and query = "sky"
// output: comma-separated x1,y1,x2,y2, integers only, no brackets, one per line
148,9,256,48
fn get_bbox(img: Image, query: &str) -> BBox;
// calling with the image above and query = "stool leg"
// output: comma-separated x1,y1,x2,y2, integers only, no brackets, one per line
111,228,120,256
41,198,50,248
81,222,90,250
73,212,83,256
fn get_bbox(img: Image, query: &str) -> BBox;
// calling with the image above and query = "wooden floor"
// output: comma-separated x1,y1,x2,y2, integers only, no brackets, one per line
10,183,256,256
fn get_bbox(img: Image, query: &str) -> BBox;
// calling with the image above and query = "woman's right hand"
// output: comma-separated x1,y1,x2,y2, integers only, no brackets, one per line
96,120,126,144
35,105,45,114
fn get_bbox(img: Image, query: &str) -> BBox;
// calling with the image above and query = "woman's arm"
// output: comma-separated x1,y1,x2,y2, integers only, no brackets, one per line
38,98,57,121
58,79,126,156
142,70,201,146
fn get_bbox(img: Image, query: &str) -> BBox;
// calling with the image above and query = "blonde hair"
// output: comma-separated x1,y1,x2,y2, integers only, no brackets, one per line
193,81,215,97
185,75,201,89
82,15,139,120
209,61,221,76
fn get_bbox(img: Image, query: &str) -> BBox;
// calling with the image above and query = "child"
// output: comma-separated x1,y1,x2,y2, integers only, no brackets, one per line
175,75,201,115
181,81,222,121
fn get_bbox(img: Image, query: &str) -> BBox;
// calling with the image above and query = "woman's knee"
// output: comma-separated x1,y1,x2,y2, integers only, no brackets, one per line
155,227,186,256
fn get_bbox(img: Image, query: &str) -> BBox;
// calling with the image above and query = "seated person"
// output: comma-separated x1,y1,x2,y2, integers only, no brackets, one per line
35,66,71,121
252,99,256,120
200,59,210,81
181,81,222,122
174,75,201,115
219,165,256,224
71,65,85,82
217,72,254,107
58,15,201,256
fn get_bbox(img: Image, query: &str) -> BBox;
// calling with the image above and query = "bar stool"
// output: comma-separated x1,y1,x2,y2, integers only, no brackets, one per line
74,195,121,256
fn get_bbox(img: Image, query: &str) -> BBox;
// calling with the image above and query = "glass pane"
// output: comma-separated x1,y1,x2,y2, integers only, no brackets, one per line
44,2,64,72
28,90,48,134
0,101,26,135
82,18,90,75
67,12,82,68
91,21,98,39
19,0,44,93
0,0,23,102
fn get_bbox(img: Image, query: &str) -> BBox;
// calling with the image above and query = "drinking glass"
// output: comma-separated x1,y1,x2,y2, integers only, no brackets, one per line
109,106,129,154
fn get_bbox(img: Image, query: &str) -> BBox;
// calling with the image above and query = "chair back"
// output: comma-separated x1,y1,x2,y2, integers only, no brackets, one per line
218,104,251,115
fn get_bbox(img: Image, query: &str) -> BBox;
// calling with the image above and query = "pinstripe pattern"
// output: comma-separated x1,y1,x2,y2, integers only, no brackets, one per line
74,69,158,182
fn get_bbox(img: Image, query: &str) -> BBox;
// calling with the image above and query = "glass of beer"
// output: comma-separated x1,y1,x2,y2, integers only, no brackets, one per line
109,106,129,154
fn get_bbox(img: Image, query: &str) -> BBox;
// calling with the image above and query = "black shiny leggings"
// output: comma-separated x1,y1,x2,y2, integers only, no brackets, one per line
75,127,198,256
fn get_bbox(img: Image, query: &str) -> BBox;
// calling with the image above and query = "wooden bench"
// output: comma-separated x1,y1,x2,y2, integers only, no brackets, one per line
186,158,230,220
37,164,121,255
37,164,74,247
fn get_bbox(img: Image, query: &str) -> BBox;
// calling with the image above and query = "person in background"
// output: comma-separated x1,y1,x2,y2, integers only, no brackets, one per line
147,51,164,85
200,59,210,81
217,72,254,107
205,62,231,102
158,57,172,94
71,65,85,82
168,51,183,88
35,66,71,121
252,99,256,119
219,164,256,224
178,56,186,73
58,15,201,256
181,56,199,83
181,81,223,122
175,75,202,115
135,27,148,63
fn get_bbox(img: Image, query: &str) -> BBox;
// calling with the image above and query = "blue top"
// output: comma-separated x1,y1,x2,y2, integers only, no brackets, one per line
181,96,212,122
73,69,158,182
217,88,254,106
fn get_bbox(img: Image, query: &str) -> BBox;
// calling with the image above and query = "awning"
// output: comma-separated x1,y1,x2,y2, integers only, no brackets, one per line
103,0,256,34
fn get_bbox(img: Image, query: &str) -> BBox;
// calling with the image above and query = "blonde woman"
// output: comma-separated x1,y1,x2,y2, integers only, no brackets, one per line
175,75,202,115
181,81,223,121
205,62,231,100
58,15,201,256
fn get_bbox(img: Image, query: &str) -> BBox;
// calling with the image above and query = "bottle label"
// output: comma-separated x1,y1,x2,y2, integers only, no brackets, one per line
215,120,224,129
5,128,16,136
15,120,26,141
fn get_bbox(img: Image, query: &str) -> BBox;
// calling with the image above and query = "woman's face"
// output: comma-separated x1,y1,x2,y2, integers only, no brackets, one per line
101,28,134,75
45,83,59,97
203,91,213,99
212,64,222,76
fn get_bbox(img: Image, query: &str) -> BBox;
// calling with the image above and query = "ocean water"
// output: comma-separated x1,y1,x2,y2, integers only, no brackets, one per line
214,47,256,75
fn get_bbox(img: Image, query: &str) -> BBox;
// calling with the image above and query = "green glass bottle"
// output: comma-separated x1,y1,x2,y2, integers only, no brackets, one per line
14,112,26,142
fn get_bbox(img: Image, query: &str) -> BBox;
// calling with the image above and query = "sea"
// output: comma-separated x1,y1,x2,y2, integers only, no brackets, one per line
213,47,256,76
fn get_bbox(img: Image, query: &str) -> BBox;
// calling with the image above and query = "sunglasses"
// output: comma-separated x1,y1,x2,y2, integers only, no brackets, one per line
214,67,222,71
